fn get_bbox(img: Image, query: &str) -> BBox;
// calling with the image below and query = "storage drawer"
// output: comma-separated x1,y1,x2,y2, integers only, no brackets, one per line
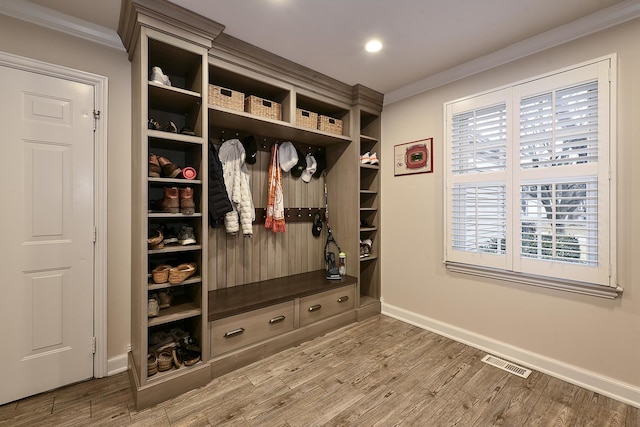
299,285,355,327
210,301,294,356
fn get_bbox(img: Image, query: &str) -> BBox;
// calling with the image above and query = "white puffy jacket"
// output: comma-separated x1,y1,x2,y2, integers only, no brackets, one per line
218,139,255,236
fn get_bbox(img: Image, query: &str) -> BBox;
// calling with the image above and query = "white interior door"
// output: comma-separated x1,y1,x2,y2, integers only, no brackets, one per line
0,65,95,405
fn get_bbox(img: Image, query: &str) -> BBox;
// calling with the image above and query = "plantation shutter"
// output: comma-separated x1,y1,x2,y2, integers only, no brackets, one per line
445,57,614,292
513,61,610,286
446,90,509,270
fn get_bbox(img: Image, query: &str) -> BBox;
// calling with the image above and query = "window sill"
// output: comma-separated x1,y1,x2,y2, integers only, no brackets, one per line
444,261,623,299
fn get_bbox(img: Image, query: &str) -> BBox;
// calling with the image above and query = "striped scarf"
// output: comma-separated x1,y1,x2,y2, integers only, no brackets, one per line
265,143,286,232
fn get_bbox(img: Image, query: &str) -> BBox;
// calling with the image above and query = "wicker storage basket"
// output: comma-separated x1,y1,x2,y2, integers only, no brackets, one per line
208,84,244,112
318,115,343,135
245,95,282,121
296,108,318,130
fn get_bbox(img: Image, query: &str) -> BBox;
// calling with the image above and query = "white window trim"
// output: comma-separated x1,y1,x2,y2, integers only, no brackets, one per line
443,54,621,299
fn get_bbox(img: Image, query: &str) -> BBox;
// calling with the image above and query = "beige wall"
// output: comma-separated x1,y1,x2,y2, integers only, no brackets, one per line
0,15,132,361
381,17,640,391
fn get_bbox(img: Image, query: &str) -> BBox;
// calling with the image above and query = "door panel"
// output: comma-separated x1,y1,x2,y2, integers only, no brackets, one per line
0,65,95,405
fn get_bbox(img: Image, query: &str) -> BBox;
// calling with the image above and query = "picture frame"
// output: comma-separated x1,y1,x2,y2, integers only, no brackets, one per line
394,138,433,176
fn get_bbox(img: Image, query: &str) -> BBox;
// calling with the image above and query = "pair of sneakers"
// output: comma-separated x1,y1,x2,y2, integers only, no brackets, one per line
360,239,372,258
360,152,379,165
150,66,172,86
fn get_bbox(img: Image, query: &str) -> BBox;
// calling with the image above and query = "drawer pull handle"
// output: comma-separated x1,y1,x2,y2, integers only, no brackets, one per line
308,304,322,312
269,315,286,324
337,296,349,303
223,328,245,338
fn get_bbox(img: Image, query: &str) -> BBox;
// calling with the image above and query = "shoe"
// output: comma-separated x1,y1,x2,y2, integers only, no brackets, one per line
147,353,158,376
161,121,178,133
179,187,195,215
148,118,160,130
150,66,171,86
180,127,196,136
157,290,172,309
151,264,171,284
362,239,372,257
360,152,371,164
147,227,164,250
360,219,370,228
157,348,174,371
359,240,366,258
148,295,159,317
161,187,180,213
149,153,161,177
369,152,379,165
160,224,178,245
178,225,196,245
175,336,201,367
157,156,181,178
169,262,197,284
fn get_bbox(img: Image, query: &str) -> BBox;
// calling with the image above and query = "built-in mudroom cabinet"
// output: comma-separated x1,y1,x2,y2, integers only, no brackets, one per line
119,0,383,409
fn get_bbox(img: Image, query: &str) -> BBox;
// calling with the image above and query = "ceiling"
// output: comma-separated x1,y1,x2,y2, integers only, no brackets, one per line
25,0,636,97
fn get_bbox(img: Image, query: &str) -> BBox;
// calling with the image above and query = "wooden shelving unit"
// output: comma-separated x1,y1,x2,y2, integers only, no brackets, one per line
357,105,382,317
119,0,383,409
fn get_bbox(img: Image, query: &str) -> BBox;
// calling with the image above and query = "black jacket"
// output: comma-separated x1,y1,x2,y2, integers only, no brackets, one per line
208,141,233,227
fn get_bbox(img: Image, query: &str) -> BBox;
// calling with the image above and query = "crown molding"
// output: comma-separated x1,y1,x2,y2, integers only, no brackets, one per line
384,0,640,105
0,0,124,51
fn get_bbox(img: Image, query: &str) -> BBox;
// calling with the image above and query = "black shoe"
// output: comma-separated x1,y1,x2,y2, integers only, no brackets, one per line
161,121,177,133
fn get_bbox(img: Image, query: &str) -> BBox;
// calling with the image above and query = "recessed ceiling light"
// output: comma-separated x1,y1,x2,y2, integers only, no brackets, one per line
365,39,382,53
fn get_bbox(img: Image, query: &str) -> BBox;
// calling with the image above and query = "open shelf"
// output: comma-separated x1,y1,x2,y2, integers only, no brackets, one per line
208,106,351,147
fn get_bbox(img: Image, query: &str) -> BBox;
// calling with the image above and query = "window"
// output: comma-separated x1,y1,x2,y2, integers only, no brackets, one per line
444,57,619,298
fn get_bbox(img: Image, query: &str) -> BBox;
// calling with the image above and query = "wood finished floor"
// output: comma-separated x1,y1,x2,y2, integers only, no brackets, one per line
1,315,638,426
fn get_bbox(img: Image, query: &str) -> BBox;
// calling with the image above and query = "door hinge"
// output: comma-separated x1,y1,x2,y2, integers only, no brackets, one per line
92,226,97,243
91,337,96,354
93,110,100,131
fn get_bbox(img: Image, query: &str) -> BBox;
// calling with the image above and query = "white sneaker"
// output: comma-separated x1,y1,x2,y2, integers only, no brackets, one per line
150,66,172,86
362,239,372,257
360,152,371,164
369,152,379,165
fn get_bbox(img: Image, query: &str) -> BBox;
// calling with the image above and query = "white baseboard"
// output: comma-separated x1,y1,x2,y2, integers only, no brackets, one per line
106,353,129,377
382,302,640,409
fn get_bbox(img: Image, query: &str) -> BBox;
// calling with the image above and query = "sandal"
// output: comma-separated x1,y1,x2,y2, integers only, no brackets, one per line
157,349,174,371
147,353,158,376
147,228,164,250
169,262,196,284
151,264,171,284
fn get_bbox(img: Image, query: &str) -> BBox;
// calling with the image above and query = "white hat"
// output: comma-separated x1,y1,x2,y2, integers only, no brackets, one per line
301,154,317,183
278,141,298,172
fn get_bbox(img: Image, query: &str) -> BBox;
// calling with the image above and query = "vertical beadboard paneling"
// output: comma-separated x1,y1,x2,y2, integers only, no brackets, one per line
208,143,326,289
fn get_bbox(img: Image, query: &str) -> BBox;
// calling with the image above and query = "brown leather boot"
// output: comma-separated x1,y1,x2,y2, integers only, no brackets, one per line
180,187,195,215
157,156,181,178
161,187,179,213
149,153,161,177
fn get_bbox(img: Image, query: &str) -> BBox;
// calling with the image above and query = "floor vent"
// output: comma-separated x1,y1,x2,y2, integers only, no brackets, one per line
481,355,532,378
